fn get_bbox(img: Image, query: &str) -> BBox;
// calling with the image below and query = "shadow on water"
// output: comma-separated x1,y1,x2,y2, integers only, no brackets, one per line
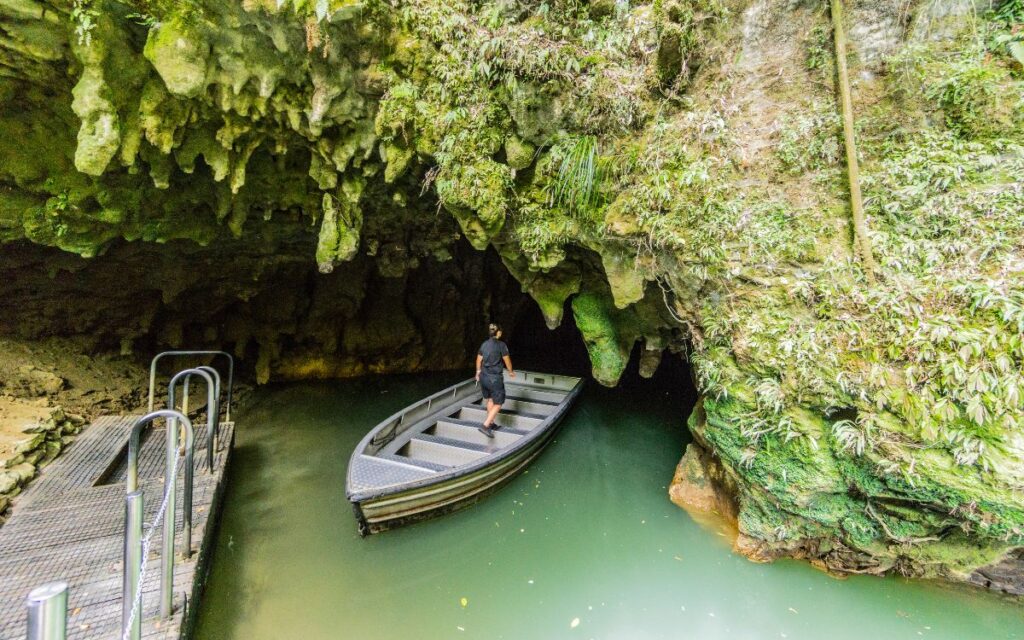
194,310,1023,640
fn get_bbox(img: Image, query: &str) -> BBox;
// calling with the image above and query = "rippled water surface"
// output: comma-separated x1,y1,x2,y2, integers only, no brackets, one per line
195,373,1023,639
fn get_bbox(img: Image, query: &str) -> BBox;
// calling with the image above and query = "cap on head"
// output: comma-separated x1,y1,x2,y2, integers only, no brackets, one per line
488,323,500,338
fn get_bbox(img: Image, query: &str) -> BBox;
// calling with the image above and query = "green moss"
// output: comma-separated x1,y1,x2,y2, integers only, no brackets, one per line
435,160,511,248
504,135,535,170
571,289,639,386
500,250,581,328
70,30,120,176
143,18,209,99
316,176,365,272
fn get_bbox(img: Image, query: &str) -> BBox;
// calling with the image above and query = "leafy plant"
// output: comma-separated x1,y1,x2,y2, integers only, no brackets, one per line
775,106,841,174
71,0,98,46
804,24,832,73
992,0,1024,24
832,419,869,455
125,12,159,28
549,135,603,217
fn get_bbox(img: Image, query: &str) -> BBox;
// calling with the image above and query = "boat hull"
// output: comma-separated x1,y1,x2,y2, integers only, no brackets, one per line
346,370,583,535
352,412,566,534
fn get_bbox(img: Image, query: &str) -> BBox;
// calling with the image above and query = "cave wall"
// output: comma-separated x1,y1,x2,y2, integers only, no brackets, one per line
0,216,527,382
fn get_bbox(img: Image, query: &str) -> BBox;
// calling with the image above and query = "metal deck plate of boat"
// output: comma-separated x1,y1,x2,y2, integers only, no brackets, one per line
345,370,583,534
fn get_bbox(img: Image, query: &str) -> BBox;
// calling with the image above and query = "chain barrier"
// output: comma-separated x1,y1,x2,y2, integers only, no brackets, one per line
121,450,184,640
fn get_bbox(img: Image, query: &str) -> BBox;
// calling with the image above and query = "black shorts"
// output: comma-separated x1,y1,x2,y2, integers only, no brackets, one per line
480,372,506,404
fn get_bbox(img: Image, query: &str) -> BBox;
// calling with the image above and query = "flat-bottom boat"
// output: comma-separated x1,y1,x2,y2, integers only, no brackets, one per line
346,370,583,535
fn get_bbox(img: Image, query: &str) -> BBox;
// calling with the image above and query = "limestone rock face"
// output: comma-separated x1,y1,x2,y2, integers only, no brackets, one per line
70,32,120,176
0,400,83,522
315,177,365,272
669,442,736,518
144,21,210,98
970,549,1024,595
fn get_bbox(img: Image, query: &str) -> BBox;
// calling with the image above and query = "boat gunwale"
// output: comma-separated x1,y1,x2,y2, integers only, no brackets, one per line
346,371,583,503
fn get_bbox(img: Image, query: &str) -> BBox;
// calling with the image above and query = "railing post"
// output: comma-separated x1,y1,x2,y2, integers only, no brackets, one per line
194,365,222,459
25,581,68,640
168,368,211,560
122,410,193,632
160,412,179,619
170,368,216,472
122,491,143,640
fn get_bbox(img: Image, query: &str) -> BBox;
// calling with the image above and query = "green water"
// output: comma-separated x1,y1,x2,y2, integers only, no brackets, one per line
195,374,1023,639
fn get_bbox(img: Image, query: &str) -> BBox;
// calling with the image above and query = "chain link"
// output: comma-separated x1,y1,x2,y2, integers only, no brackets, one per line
121,450,184,640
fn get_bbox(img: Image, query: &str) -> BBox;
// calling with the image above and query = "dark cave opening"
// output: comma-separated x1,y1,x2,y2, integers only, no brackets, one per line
1,234,696,425
506,295,698,413
506,299,592,378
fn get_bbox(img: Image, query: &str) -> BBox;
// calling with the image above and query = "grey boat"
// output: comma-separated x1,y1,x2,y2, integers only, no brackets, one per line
346,370,584,535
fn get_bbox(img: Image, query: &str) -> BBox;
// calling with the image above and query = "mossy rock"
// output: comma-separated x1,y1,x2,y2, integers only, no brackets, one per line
144,19,210,99
504,136,536,170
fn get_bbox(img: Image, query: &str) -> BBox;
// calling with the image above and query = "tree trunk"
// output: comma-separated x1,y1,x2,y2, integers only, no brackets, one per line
831,0,878,282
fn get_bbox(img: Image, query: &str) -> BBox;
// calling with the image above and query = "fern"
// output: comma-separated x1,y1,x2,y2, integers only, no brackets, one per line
992,0,1024,23
550,135,602,218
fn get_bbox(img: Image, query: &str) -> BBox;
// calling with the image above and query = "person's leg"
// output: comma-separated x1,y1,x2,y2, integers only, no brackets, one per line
483,402,502,428
483,380,506,428
478,377,496,438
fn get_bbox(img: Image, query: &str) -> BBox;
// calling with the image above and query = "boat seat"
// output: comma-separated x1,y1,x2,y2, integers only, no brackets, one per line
413,433,493,453
504,386,568,404
435,417,529,437
397,437,487,467
474,397,556,416
457,406,543,430
377,452,448,472
506,394,560,406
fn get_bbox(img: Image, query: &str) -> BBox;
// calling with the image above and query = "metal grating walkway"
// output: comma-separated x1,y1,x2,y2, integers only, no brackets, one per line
0,415,234,640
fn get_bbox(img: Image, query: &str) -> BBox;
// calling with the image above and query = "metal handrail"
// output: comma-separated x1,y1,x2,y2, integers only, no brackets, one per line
180,365,221,415
122,409,194,636
194,364,223,452
171,367,220,472
190,365,221,415
168,367,214,563
148,351,234,421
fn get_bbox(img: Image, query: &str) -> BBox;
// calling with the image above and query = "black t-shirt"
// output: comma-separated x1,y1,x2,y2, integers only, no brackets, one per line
478,338,509,376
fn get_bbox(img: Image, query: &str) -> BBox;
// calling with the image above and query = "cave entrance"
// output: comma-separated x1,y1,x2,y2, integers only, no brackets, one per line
506,297,698,416
506,299,591,378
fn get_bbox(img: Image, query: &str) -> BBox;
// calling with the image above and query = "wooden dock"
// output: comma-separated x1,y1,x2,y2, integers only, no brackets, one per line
0,415,233,639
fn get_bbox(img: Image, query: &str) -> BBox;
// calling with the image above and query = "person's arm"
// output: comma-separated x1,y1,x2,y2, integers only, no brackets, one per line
503,355,515,378
475,354,483,381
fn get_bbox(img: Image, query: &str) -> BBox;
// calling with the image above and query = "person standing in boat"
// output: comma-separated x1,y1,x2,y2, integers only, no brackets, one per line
476,323,515,438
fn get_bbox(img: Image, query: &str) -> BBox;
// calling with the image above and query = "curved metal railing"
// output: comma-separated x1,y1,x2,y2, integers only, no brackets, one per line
148,350,234,421
122,409,194,640
169,367,219,472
